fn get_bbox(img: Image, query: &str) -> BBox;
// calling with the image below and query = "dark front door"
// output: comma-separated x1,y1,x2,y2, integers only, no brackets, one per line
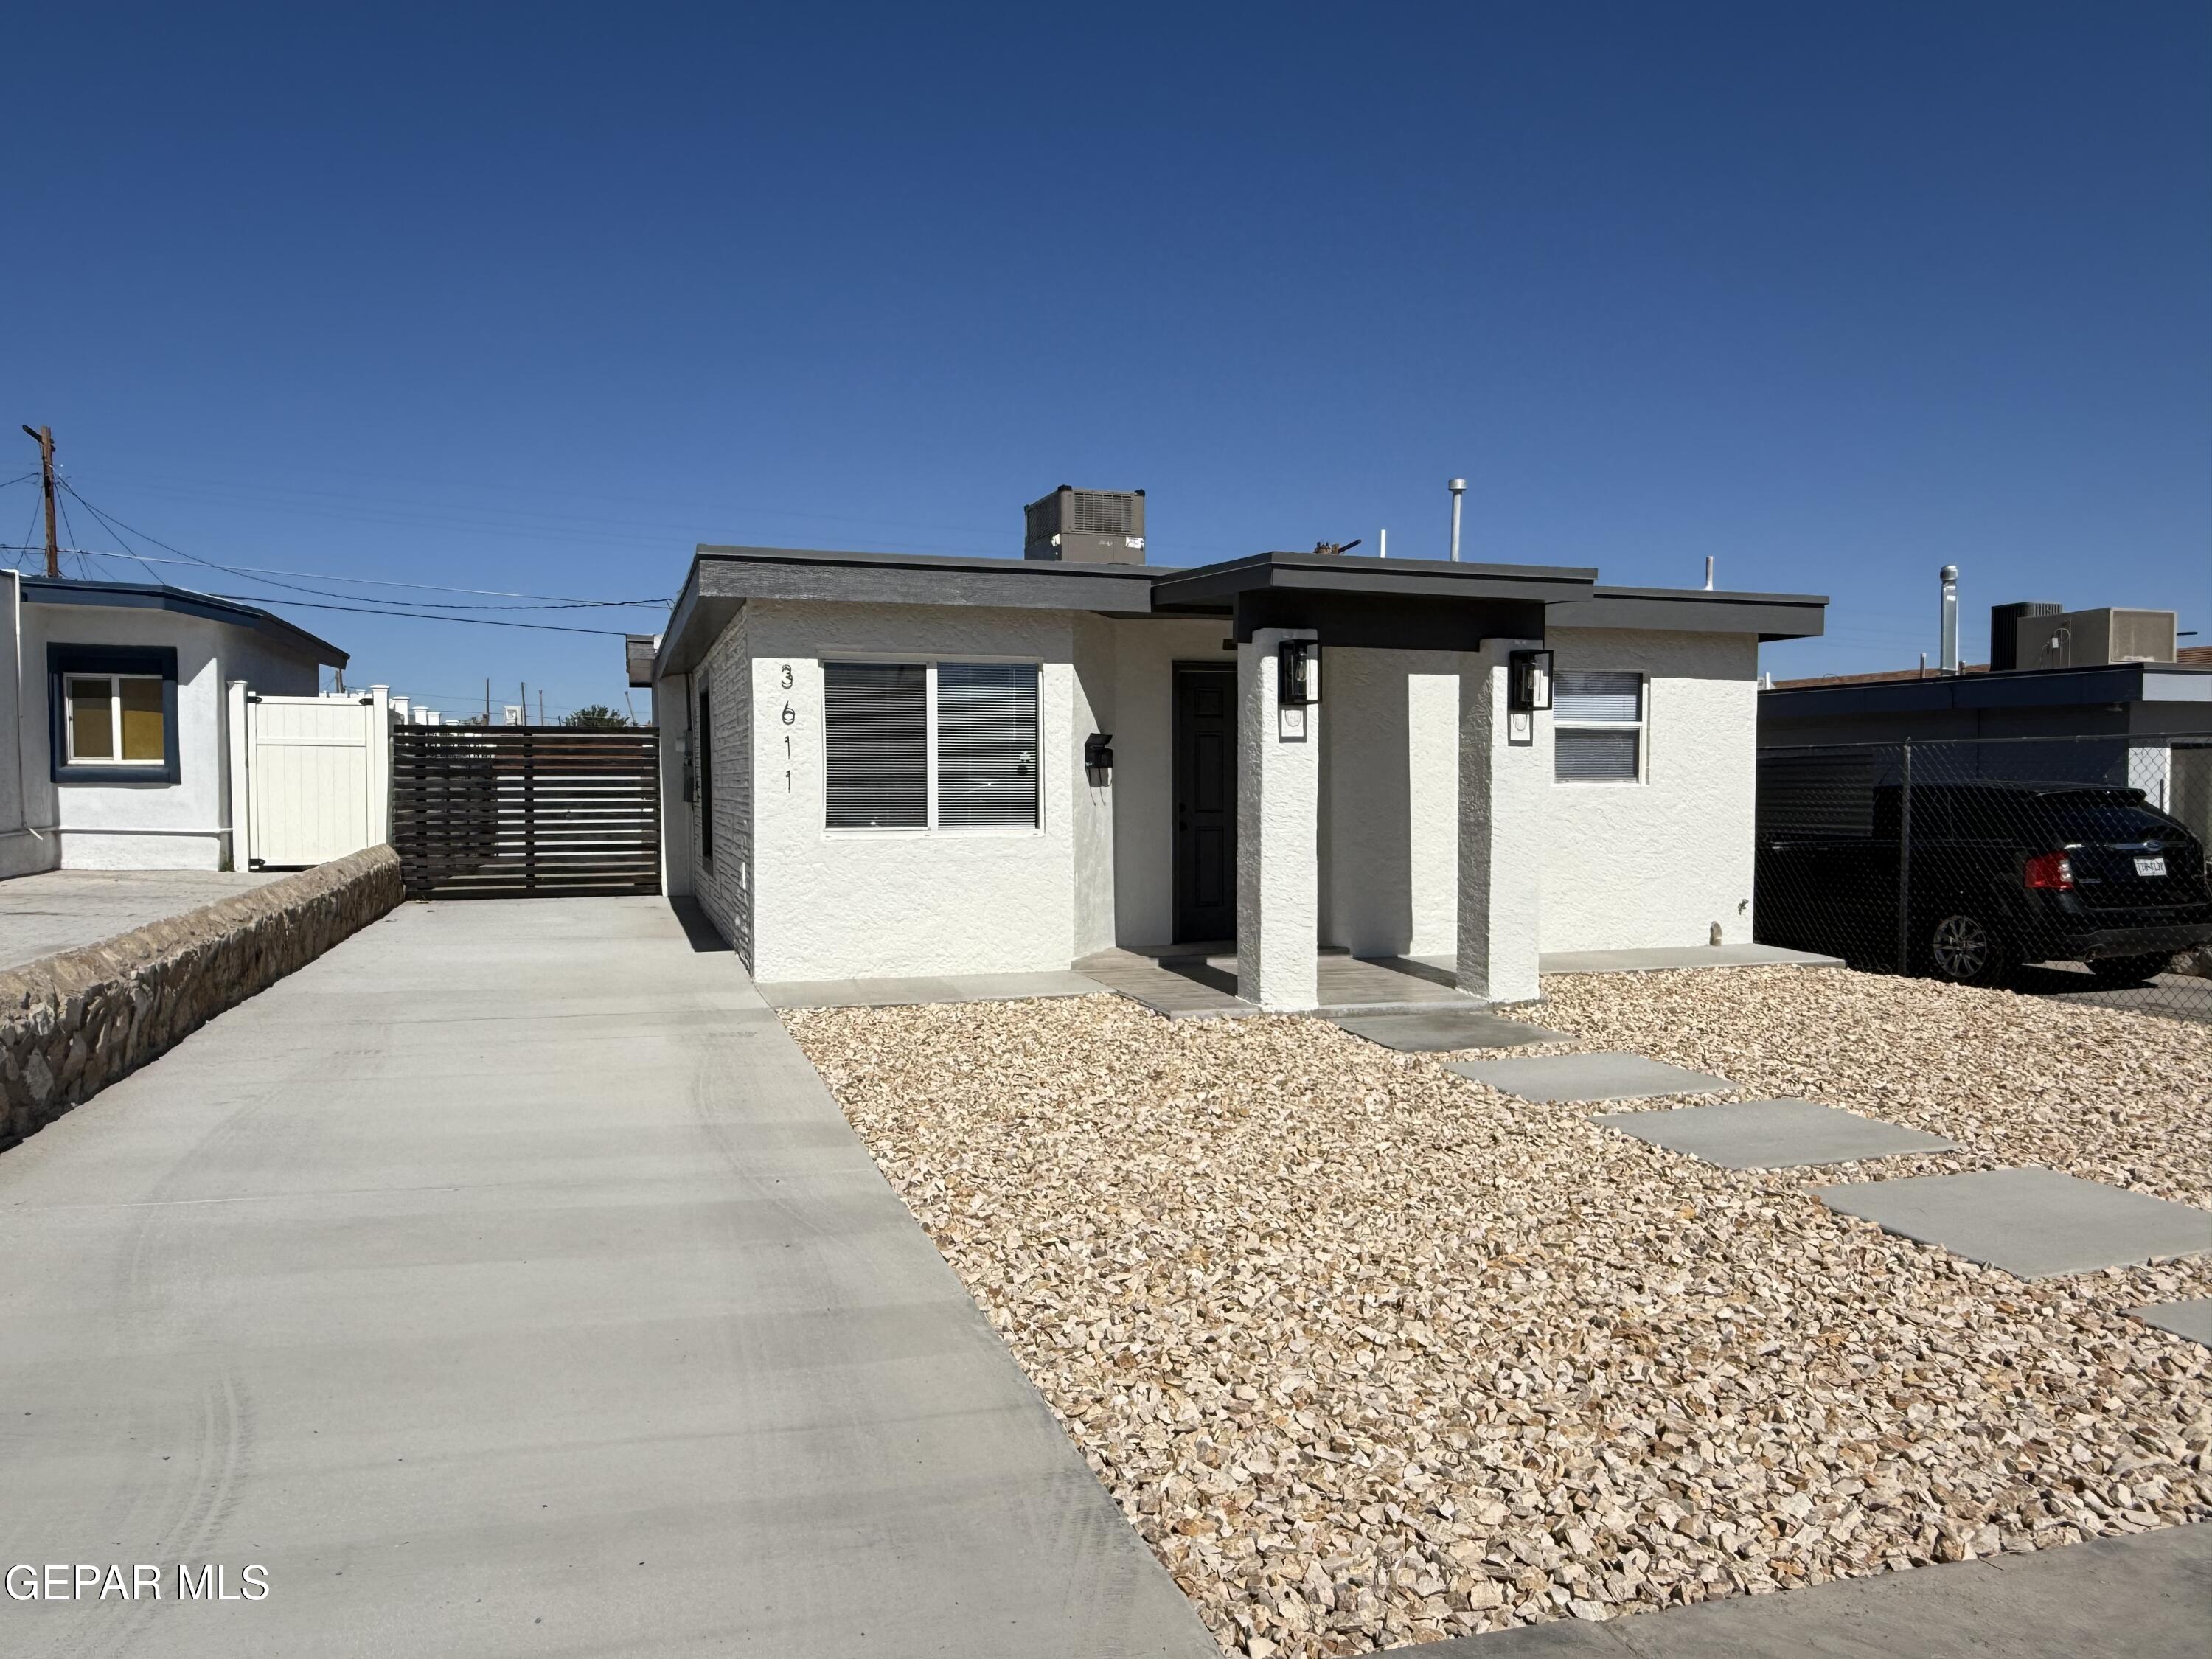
1172,664,1238,942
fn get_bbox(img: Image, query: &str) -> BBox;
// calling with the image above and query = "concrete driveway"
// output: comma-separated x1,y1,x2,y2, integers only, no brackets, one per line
0,898,1212,1657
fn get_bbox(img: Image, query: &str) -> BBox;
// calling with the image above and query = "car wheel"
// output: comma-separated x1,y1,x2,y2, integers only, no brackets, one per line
1927,912,2014,987
2087,953,2169,987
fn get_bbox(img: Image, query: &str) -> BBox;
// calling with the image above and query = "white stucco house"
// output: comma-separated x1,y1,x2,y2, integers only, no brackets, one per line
639,507,1826,1010
1,574,347,878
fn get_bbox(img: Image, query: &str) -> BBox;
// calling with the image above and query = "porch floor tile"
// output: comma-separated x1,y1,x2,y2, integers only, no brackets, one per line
1814,1169,2212,1280
2129,1301,2212,1348
1444,1051,1733,1102
1334,1008,1568,1052
1594,1098,1955,1169
757,972,1111,1009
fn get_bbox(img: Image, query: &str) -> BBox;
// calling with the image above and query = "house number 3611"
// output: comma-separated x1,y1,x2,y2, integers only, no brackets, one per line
779,664,796,791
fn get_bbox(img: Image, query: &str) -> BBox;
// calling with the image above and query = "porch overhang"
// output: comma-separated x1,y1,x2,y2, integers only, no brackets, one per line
1150,552,1596,647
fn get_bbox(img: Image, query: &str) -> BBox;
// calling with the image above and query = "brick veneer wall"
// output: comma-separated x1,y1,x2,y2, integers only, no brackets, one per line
0,845,404,1149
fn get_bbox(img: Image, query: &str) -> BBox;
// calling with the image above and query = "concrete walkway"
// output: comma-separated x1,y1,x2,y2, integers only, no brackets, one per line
1449,1523,2210,1657
0,898,1213,1658
0,868,282,970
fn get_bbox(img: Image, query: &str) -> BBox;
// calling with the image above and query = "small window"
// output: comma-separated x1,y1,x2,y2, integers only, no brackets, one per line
1554,669,1643,782
936,662,1038,827
826,662,928,828
65,675,167,766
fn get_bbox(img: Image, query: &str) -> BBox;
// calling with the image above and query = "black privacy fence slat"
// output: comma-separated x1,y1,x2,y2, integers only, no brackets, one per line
391,726,661,899
1756,730,2212,1026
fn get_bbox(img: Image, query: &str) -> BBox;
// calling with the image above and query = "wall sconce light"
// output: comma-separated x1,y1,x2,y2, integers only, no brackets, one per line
1084,731,1114,774
1508,648,1554,712
1278,639,1321,706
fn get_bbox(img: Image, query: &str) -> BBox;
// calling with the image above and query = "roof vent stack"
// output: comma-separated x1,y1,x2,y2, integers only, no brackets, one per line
1023,487,1146,564
1938,565,1961,675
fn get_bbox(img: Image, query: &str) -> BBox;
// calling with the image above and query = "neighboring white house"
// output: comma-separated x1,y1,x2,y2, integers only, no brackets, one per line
637,507,1826,1010
1,574,349,877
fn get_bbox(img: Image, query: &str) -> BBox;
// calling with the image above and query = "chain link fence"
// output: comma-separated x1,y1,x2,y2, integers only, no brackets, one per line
1755,731,2212,1025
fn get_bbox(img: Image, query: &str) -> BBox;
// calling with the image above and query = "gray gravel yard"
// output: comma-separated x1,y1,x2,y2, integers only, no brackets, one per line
784,967,2212,1656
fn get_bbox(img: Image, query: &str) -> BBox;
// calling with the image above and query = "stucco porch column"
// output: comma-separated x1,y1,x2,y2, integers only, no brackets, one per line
1457,636,1547,1004
1237,627,1321,1010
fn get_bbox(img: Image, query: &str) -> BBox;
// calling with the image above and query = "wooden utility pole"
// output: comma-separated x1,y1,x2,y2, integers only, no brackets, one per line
19,425,58,577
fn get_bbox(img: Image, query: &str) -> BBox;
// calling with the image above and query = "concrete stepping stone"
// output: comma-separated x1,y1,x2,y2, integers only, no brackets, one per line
1444,1051,1731,1103
1814,1168,2212,1280
1596,1098,1955,1169
1334,1008,1568,1052
2129,1301,2212,1348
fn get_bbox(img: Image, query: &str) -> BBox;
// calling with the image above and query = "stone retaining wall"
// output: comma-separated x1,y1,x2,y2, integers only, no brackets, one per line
1,846,404,1149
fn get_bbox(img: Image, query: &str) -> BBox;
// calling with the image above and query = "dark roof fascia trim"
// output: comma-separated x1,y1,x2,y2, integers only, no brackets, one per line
653,563,737,681
1759,661,2151,716
1548,585,1829,642
693,544,1155,616
21,577,349,666
1148,552,1598,610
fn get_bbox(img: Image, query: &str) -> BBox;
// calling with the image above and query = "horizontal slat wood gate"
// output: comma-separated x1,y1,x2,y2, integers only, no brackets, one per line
392,726,661,898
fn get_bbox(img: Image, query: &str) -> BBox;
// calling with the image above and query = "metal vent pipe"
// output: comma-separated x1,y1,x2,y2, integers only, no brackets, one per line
1938,565,1960,675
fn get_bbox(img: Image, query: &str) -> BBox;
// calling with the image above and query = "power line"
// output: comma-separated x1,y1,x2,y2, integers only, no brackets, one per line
21,547,661,610
197,591,636,636
55,481,674,615
86,550,667,605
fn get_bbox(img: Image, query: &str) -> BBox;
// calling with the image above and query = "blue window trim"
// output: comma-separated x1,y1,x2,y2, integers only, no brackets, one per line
48,643,182,785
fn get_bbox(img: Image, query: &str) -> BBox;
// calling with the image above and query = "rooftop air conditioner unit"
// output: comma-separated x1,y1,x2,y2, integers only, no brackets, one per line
1023,486,1146,565
2014,607,2178,670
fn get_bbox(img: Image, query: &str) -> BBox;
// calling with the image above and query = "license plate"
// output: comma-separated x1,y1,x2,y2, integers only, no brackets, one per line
2135,855,2166,877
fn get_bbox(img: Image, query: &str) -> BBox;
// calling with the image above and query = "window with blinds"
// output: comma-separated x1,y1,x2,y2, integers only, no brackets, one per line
824,662,928,827
936,662,1039,827
1554,669,1644,782
822,660,1042,830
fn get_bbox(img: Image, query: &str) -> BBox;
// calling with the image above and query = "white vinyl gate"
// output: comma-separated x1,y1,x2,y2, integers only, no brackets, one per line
226,684,391,869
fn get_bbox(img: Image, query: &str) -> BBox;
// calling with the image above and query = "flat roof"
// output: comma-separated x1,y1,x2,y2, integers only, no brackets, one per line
1761,658,2212,719
653,545,1827,677
20,576,349,667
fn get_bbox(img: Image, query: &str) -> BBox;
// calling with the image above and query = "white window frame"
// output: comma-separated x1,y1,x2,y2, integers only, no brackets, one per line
820,655,1045,837
1551,669,1646,785
63,672,167,769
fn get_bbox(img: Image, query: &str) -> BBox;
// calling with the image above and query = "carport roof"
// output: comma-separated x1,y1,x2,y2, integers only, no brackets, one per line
652,544,1825,677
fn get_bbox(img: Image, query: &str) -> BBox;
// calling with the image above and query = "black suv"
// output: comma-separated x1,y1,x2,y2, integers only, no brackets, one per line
1756,779,2212,987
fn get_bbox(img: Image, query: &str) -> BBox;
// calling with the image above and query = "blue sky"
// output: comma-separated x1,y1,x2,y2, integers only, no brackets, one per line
8,3,2208,715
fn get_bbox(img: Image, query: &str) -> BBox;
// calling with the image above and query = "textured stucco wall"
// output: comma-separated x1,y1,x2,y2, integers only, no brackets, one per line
18,606,319,873
1237,629,1321,1009
1539,627,1761,952
743,599,1079,981
0,576,47,880
1,844,402,1148
1322,648,1461,957
1108,617,1237,949
1070,615,1118,959
1457,639,1548,1003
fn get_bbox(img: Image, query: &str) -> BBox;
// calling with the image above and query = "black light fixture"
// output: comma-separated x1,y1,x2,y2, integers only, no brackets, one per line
1508,648,1554,712
1084,731,1114,774
1277,640,1321,706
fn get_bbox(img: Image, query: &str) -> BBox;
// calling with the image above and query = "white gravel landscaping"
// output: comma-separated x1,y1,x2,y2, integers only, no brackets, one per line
785,967,2212,1655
